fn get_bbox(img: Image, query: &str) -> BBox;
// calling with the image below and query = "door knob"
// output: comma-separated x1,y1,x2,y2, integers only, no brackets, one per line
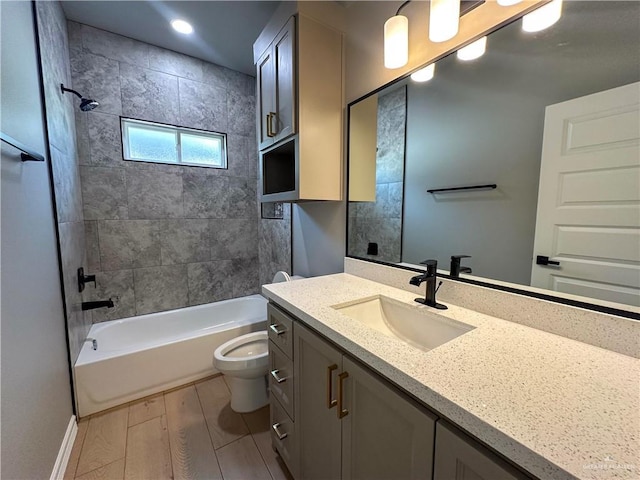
536,255,560,266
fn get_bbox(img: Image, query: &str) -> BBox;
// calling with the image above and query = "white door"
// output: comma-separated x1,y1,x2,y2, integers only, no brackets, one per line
531,82,640,307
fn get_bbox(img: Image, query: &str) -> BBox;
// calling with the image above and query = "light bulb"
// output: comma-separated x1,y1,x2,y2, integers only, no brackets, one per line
522,0,563,33
429,0,460,43
497,0,523,6
171,19,194,35
457,36,487,61
411,64,435,82
384,15,409,69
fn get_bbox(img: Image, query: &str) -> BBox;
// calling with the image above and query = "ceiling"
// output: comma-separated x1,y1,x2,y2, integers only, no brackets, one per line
61,1,282,76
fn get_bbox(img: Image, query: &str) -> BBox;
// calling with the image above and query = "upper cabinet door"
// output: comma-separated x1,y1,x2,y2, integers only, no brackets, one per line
273,16,296,143
257,47,275,150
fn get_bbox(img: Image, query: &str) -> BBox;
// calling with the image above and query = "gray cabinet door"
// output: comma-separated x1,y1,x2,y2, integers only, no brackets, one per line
257,45,275,150
434,422,530,480
294,322,343,480
273,16,296,143
341,357,437,480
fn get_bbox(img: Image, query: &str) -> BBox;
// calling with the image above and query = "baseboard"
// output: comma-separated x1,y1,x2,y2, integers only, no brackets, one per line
50,416,77,480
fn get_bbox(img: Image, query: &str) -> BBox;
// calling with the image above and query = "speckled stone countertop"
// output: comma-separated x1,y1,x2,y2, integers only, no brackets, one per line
262,274,639,480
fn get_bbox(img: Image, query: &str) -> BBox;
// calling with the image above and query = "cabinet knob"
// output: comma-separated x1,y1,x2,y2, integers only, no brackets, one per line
326,364,338,409
269,323,286,336
268,112,278,137
338,371,349,419
270,369,287,383
272,422,288,440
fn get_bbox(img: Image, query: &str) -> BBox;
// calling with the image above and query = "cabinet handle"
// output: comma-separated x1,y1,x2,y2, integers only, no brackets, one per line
266,114,275,138
270,369,286,383
268,112,278,136
337,371,349,419
269,323,286,336
326,364,338,409
272,422,288,440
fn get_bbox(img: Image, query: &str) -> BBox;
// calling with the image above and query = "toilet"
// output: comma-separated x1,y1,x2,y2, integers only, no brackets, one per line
213,331,269,412
213,271,304,413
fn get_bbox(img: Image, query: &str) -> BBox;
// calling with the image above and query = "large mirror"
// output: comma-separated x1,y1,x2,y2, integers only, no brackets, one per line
347,1,640,311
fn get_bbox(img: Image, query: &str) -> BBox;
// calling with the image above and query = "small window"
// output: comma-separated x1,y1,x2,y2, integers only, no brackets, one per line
121,118,227,169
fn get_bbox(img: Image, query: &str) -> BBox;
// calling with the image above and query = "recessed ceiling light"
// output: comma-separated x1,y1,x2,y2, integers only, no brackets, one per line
171,19,193,35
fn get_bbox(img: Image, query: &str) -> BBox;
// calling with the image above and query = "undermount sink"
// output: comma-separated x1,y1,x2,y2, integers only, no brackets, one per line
332,295,475,352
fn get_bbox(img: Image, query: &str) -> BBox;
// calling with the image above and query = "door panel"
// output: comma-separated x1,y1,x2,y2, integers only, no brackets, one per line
257,47,275,149
273,17,296,142
294,323,342,480
341,357,436,480
531,82,640,306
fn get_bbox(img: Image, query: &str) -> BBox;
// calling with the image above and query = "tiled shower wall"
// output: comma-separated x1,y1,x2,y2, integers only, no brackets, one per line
348,87,406,263
36,2,91,363
69,22,291,321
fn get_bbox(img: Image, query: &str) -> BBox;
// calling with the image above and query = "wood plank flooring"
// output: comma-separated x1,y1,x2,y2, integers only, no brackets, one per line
65,376,293,480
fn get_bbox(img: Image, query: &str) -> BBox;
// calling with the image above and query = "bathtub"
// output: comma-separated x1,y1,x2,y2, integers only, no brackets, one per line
75,294,267,417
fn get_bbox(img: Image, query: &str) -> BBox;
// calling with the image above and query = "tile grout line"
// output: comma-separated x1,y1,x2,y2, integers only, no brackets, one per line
68,421,89,480
192,384,225,477
73,457,124,480
161,392,177,480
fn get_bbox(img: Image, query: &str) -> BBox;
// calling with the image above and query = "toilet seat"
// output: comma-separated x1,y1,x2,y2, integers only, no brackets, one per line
213,331,268,375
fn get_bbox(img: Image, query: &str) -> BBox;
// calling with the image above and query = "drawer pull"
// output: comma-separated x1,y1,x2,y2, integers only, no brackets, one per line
338,371,349,419
266,114,274,138
269,323,286,336
326,364,338,409
272,422,288,440
270,369,287,383
268,112,278,137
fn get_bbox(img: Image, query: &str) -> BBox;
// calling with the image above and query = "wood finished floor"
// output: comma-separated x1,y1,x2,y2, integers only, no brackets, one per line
65,375,293,480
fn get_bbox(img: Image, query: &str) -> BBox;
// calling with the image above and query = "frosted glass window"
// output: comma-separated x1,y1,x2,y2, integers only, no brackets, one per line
121,118,227,169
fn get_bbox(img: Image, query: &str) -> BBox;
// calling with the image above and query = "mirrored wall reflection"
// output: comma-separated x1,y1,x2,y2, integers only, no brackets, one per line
348,87,406,263
347,1,640,308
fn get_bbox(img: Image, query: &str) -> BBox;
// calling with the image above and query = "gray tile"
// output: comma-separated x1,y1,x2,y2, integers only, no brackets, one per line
178,78,227,132
187,261,233,306
210,219,258,260
258,217,291,288
67,20,83,53
134,265,188,315
388,182,404,218
86,270,136,322
160,219,210,265
70,50,122,116
376,100,406,184
50,146,84,223
59,221,90,362
81,24,149,67
225,68,255,96
202,62,229,90
98,220,161,271
182,170,228,218
126,166,183,219
378,86,406,112
120,63,179,124
228,177,257,219
75,110,91,165
227,90,255,136
80,166,128,220
84,221,101,272
231,257,260,298
87,112,123,167
226,134,252,178
149,46,203,81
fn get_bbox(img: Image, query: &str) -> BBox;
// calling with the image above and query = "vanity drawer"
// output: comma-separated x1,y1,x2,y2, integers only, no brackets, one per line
270,396,297,478
269,340,294,419
267,303,294,359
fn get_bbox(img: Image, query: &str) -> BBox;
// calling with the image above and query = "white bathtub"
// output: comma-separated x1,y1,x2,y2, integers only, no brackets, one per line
75,294,268,417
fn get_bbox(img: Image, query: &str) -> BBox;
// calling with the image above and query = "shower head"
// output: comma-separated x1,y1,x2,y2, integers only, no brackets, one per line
60,84,99,112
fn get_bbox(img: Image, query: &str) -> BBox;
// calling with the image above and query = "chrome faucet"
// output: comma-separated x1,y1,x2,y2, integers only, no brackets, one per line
409,259,448,310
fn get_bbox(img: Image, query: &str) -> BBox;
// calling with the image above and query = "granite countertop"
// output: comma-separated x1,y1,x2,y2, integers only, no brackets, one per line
262,273,639,480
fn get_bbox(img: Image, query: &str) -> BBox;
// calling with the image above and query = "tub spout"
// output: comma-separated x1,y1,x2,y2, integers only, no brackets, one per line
81,299,114,311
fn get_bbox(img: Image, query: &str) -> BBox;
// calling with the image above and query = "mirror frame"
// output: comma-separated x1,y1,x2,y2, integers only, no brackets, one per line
345,8,640,322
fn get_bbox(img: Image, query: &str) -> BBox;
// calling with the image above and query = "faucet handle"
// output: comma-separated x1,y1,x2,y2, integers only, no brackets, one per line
419,259,437,267
450,255,471,260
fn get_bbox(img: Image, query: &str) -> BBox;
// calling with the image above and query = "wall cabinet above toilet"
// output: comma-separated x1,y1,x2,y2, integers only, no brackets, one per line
254,4,344,202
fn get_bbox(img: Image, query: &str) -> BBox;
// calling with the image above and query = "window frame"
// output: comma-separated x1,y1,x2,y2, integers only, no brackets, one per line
120,117,228,169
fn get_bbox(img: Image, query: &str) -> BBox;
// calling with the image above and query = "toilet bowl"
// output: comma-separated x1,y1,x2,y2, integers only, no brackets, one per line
213,331,269,413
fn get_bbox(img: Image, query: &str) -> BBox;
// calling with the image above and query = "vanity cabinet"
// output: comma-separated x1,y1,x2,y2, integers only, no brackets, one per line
291,311,436,479
254,7,343,202
256,17,295,150
434,421,530,480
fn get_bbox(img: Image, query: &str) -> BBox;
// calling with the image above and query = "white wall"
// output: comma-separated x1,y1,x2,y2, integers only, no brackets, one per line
1,2,74,478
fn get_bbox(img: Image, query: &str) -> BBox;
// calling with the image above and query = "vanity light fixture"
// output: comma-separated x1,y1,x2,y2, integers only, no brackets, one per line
497,0,523,6
171,19,193,34
429,0,461,43
522,0,563,33
384,1,411,69
411,63,435,82
456,36,487,61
